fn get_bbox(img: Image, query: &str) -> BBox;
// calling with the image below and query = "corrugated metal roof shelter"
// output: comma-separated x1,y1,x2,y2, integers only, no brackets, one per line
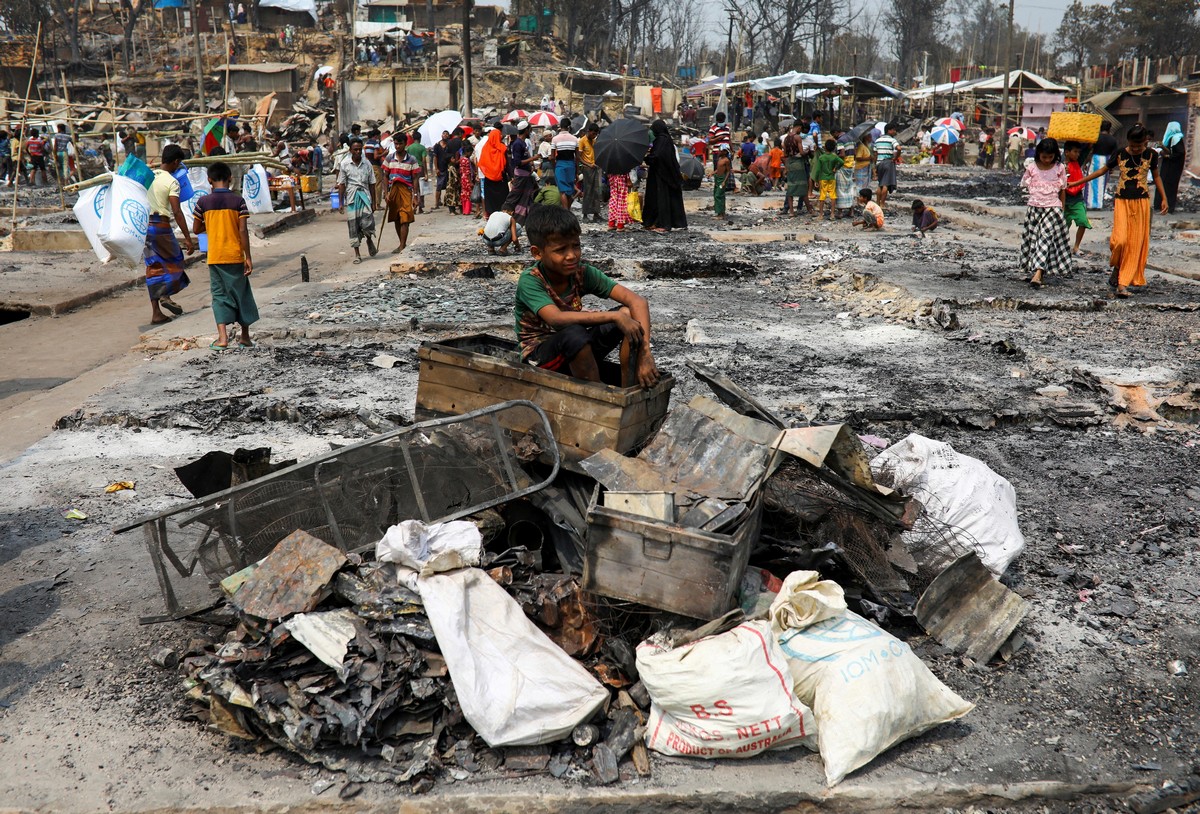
1084,84,1188,141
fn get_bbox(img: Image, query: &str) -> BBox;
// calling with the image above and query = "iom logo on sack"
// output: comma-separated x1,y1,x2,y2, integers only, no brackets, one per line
93,186,108,219
244,170,261,199
121,199,149,236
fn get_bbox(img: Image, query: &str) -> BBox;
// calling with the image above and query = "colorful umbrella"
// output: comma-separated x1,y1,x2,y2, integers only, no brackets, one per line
501,109,531,122
201,118,229,155
526,110,559,128
934,117,964,131
1007,126,1037,141
931,124,960,145
594,118,650,175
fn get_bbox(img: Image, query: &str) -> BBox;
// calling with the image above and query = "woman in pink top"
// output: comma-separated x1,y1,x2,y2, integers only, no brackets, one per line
1019,137,1070,287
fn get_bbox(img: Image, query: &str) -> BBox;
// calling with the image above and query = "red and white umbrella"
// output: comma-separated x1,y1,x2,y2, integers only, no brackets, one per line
501,109,531,122
527,110,560,128
934,116,964,130
1007,126,1037,141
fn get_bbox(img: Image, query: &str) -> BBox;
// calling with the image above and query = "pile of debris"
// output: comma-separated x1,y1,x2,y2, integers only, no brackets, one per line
125,357,1034,790
277,100,337,143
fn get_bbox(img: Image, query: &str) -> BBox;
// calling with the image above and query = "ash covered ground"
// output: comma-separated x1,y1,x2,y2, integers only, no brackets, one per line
2,168,1199,811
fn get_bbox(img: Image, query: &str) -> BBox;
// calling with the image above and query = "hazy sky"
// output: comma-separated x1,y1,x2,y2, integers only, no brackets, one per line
481,0,1088,66
688,0,1086,46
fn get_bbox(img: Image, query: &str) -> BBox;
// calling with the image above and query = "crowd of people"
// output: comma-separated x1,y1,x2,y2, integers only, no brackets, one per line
695,110,905,229
326,110,698,262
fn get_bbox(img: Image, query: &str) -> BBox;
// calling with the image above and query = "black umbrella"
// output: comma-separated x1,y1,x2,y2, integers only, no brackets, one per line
594,118,650,176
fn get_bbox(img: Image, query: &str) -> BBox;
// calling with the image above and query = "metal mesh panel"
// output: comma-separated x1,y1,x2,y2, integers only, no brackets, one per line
121,401,560,621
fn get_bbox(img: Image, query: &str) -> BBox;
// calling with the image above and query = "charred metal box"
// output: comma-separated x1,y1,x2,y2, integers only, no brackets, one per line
582,490,761,620
416,334,674,463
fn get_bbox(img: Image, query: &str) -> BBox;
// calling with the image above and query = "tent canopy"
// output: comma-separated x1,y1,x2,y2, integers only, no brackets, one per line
748,72,848,92
259,0,318,23
968,70,1070,93
906,70,1068,100
841,76,905,99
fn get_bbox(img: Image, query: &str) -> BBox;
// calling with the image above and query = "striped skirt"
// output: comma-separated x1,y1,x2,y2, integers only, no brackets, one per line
1085,154,1107,210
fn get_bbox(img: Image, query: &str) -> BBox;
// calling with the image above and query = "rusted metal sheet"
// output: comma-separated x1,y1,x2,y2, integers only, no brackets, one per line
579,397,781,508
915,552,1030,663
228,530,348,622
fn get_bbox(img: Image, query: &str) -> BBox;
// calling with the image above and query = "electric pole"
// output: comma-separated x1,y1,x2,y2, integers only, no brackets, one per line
462,0,473,115
999,0,1014,133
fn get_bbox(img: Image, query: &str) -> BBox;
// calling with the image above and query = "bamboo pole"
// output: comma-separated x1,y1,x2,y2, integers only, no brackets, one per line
104,63,118,168
60,70,82,184
10,21,43,231
63,155,290,194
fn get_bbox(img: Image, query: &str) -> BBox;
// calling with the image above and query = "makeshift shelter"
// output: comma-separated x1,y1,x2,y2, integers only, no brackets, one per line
1085,84,1188,141
257,0,318,26
214,63,299,112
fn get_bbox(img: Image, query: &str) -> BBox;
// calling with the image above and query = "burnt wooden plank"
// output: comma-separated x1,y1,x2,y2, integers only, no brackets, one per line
417,381,622,451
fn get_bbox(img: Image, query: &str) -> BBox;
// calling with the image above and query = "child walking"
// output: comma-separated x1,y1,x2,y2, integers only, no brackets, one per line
1062,141,1091,254
1019,137,1071,288
192,161,259,350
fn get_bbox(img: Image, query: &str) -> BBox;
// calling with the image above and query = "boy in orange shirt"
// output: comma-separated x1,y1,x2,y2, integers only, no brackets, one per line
768,138,784,190
192,161,259,350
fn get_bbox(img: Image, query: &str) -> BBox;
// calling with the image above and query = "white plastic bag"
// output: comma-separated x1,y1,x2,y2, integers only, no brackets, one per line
179,167,212,225
417,567,608,747
242,163,273,214
636,621,818,759
376,519,482,578
73,184,112,263
777,610,974,785
768,570,847,634
870,433,1025,576
97,174,150,265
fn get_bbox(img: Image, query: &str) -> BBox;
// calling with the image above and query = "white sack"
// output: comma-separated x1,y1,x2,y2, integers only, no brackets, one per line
73,184,112,263
180,167,212,225
242,163,273,214
778,610,974,785
417,567,608,747
637,621,818,759
376,519,482,577
97,174,150,265
768,570,847,634
870,433,1025,576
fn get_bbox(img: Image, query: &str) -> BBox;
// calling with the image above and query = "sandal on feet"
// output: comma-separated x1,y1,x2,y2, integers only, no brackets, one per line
1029,274,1043,288
1115,286,1130,298
237,340,254,348
353,257,363,264
209,341,230,351
160,299,183,316
151,315,172,324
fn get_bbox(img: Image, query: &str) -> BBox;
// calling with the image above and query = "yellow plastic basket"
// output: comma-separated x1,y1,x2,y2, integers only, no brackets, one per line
1046,112,1102,144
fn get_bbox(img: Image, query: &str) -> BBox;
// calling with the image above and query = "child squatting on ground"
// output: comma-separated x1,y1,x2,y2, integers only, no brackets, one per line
911,200,939,235
853,188,884,230
192,161,259,350
513,206,661,389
